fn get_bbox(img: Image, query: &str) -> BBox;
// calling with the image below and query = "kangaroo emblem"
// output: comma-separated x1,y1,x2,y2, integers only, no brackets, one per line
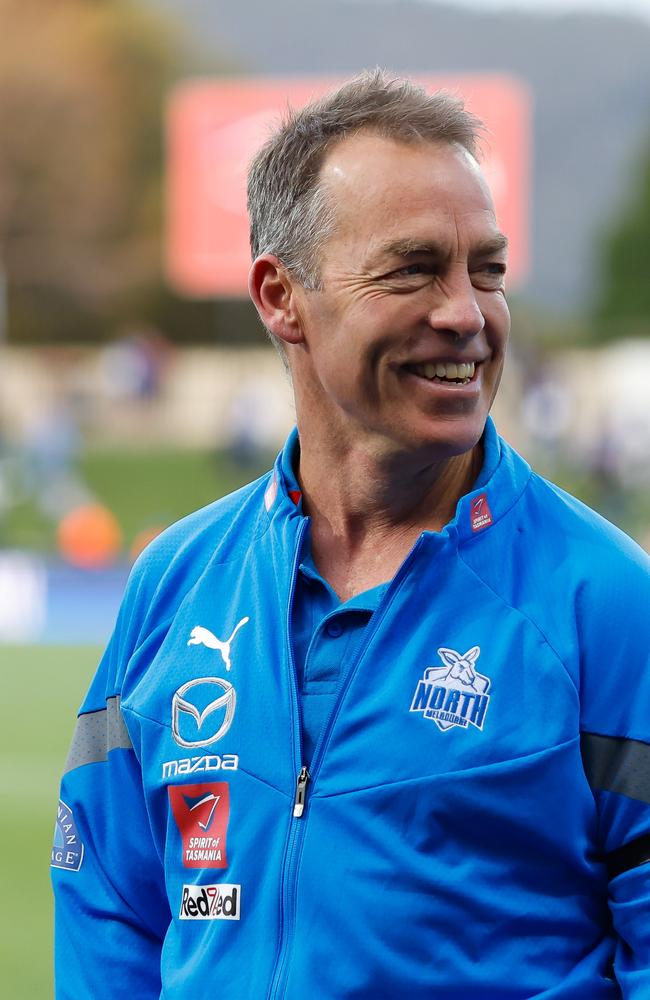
187,617,250,671
410,645,491,733
437,646,481,689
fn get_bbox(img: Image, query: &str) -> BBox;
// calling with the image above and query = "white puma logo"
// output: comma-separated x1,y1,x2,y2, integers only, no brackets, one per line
187,617,250,671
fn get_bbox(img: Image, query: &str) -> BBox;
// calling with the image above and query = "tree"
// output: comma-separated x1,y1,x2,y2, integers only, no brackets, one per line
0,0,179,341
592,136,650,341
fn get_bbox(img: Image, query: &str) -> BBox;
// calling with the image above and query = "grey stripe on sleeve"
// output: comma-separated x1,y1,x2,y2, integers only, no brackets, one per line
581,732,650,805
63,696,133,775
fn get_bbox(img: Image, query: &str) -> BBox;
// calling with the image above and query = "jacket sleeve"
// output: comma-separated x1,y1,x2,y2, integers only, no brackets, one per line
578,540,650,996
51,570,171,999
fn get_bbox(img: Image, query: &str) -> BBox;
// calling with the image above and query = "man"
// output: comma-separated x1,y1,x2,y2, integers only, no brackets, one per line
52,71,650,998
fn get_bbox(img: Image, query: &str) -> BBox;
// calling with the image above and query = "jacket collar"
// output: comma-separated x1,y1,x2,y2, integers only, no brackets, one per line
263,426,303,518
453,417,532,542
264,418,532,544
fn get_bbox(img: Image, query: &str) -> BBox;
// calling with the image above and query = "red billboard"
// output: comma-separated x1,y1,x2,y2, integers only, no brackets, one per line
166,75,531,297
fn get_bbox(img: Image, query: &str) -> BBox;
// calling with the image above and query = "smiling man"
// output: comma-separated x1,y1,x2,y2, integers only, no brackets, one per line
249,128,511,599
52,71,650,998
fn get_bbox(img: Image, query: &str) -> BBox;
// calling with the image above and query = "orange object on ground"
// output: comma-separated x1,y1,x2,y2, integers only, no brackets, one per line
57,503,122,568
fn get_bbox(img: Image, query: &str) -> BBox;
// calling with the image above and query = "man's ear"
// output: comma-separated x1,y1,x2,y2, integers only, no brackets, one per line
248,255,305,346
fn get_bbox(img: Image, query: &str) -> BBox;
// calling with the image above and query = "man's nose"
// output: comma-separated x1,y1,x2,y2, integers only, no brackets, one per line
426,277,485,340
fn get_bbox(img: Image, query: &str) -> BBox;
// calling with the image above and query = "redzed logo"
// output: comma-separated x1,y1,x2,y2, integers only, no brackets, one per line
470,493,494,532
179,883,241,920
168,782,230,869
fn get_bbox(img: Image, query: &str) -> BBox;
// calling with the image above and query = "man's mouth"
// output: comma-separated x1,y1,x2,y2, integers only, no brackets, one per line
404,361,477,385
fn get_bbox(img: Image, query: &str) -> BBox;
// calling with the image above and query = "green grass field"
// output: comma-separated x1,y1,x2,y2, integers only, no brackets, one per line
1,645,101,998
3,447,274,553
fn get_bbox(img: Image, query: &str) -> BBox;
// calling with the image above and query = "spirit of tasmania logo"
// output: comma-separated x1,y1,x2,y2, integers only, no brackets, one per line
410,646,490,733
168,782,230,868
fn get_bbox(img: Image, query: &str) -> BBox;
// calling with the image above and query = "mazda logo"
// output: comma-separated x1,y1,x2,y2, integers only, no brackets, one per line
171,676,236,749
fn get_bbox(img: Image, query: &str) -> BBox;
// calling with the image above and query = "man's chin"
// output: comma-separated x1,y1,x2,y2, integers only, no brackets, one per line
391,414,489,463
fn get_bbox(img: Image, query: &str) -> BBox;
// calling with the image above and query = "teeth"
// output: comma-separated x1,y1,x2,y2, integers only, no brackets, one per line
412,361,476,381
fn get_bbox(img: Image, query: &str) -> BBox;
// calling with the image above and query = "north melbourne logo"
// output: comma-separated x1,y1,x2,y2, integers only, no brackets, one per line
410,646,491,733
168,782,231,868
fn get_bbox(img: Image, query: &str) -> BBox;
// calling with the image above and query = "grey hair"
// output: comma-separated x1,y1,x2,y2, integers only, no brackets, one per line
247,68,485,352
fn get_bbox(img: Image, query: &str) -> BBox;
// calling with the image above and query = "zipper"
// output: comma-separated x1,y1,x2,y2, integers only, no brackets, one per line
267,520,311,1000
293,765,310,818
268,528,430,999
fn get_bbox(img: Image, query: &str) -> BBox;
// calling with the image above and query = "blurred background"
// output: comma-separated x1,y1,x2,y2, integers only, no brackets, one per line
1,0,649,993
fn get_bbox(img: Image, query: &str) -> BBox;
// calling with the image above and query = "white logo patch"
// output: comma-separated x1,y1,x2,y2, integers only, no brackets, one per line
410,646,491,732
187,617,250,671
180,883,241,920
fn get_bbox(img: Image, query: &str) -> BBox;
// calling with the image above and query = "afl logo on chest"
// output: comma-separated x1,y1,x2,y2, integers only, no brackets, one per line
410,646,491,733
172,677,236,748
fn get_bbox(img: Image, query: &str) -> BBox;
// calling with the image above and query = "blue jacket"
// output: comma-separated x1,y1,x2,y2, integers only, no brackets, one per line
52,420,650,998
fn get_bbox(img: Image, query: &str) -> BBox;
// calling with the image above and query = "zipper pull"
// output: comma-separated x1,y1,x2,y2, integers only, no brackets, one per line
293,766,310,818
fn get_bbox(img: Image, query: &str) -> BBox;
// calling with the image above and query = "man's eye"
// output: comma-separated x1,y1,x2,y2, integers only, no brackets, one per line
483,262,506,277
393,263,432,277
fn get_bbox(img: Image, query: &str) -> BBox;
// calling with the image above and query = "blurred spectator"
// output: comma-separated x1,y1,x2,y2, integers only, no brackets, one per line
521,362,573,465
225,375,290,468
101,326,173,402
20,400,90,520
